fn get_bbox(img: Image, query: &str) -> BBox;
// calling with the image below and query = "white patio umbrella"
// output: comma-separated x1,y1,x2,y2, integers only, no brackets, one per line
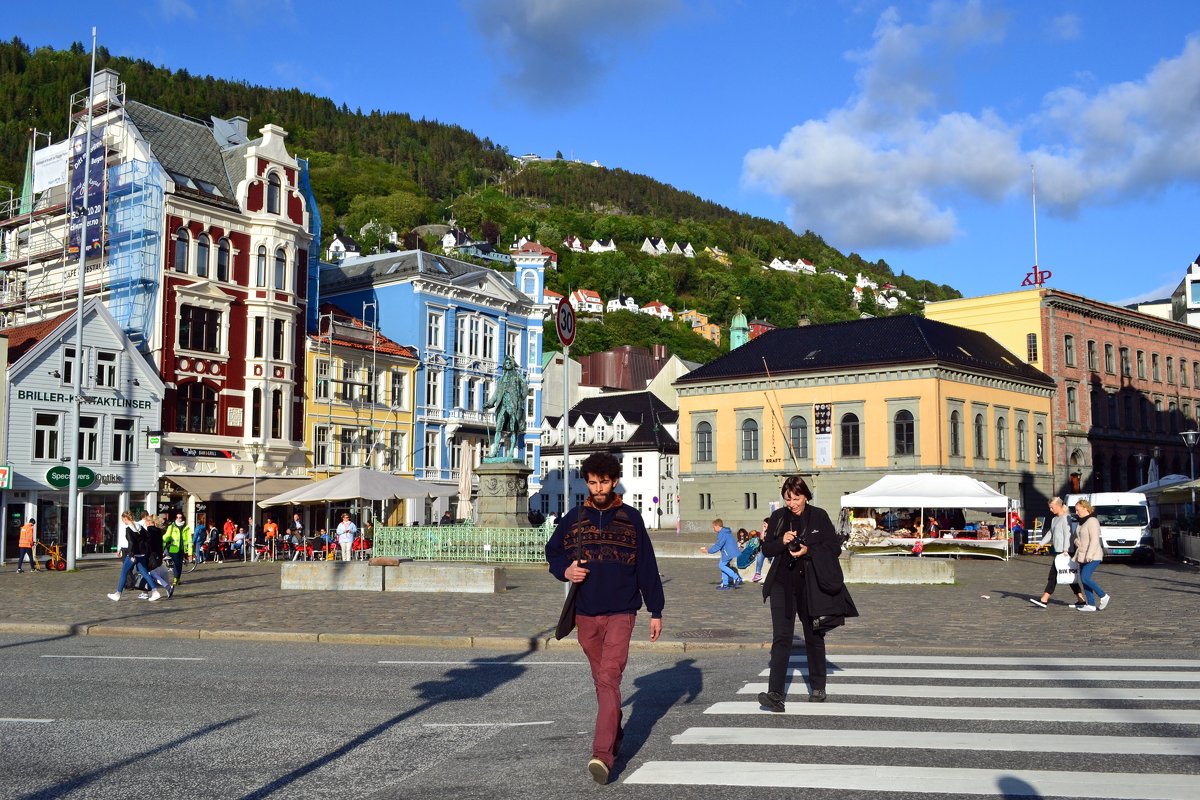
456,440,474,522
258,467,457,507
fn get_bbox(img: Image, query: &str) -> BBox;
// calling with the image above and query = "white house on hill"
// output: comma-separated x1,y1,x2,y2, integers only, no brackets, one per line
570,289,605,314
670,242,695,258
641,237,668,256
640,300,674,320
589,238,617,253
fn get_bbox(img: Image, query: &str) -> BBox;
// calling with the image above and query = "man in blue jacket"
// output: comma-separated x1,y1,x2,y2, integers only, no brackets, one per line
701,518,742,589
545,451,664,786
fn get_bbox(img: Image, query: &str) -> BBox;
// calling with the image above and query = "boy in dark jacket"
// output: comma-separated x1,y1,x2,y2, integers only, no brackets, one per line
545,451,664,785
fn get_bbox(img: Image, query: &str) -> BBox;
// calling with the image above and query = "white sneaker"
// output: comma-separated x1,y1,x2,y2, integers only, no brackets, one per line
1077,604,1097,612
1098,594,1111,610
138,593,150,600
148,589,162,602
107,592,121,602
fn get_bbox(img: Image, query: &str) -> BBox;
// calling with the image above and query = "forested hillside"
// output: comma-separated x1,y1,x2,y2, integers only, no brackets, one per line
0,38,961,363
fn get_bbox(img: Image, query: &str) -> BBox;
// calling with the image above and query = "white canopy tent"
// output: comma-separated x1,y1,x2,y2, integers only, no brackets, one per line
259,467,458,507
840,473,1011,511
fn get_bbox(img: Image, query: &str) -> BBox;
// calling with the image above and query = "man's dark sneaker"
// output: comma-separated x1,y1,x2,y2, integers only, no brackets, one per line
716,584,732,591
732,578,744,588
587,758,609,785
1028,598,1047,608
809,689,826,703
1070,602,1087,610
758,691,785,712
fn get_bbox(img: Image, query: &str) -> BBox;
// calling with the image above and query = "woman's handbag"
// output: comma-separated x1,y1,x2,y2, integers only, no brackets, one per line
811,614,845,633
1054,552,1079,585
554,514,584,640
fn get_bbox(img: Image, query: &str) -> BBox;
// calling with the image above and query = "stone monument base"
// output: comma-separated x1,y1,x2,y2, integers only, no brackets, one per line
473,460,533,528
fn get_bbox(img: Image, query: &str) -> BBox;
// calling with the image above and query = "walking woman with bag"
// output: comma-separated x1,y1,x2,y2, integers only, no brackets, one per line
1072,499,1110,612
108,511,161,602
758,476,857,712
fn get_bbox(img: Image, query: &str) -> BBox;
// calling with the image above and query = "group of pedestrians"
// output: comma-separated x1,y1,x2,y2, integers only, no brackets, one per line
545,451,856,785
107,510,190,602
1028,496,1111,611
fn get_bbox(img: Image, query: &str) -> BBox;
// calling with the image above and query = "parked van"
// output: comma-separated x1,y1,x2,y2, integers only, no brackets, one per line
1065,492,1157,564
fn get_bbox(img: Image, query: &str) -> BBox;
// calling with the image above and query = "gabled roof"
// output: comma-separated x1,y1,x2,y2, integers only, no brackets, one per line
573,288,603,302
313,303,417,358
125,100,239,209
320,249,477,294
331,232,360,250
592,238,615,247
643,300,670,310
517,241,557,260
676,315,1055,388
1,311,73,364
560,391,679,452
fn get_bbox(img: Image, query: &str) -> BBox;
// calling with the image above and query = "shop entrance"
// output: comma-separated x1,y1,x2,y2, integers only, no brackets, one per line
5,504,26,560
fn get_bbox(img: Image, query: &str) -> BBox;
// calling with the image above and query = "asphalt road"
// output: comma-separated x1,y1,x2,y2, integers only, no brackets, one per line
3,634,1198,800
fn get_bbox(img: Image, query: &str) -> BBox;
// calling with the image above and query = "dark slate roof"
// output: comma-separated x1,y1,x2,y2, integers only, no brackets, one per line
125,101,238,209
332,232,360,250
220,140,255,196
676,315,1055,387
552,392,679,453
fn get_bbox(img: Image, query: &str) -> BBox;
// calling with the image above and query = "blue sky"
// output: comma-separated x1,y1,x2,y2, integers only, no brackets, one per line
10,1,1200,303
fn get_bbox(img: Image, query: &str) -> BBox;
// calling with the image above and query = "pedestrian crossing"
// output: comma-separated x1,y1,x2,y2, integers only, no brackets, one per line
623,653,1200,797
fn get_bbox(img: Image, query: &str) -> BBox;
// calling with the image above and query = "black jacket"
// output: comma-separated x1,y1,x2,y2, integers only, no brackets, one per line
760,503,837,601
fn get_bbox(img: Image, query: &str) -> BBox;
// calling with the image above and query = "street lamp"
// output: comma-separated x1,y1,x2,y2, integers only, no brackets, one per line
249,442,262,561
1181,429,1199,518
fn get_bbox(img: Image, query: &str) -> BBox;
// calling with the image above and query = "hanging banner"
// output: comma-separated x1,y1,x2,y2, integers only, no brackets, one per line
814,402,833,468
68,125,106,259
33,140,70,193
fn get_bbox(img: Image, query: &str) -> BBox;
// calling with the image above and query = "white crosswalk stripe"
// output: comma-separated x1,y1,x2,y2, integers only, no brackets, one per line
623,653,1200,796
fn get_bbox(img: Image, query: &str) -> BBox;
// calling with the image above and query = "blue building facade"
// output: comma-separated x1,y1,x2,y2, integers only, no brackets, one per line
319,250,548,498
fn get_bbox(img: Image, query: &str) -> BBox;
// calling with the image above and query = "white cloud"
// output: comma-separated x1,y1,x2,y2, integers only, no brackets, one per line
1049,13,1081,41
1118,276,1183,306
159,0,197,21
743,3,1200,251
464,0,678,102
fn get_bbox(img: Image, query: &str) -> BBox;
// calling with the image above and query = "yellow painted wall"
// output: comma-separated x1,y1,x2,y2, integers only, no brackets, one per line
924,290,1045,372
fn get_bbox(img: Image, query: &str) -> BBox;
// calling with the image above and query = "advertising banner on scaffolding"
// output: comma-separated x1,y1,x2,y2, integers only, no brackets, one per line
68,125,106,259
32,139,70,194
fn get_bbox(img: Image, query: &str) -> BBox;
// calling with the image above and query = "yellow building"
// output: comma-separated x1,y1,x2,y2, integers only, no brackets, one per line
305,304,418,519
673,315,1055,532
678,308,722,347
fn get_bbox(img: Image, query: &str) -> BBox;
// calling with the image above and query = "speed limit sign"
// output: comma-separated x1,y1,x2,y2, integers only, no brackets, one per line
556,297,576,347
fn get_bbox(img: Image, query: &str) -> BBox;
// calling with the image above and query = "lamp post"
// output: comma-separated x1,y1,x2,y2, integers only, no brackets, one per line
249,442,262,561
1181,430,1199,519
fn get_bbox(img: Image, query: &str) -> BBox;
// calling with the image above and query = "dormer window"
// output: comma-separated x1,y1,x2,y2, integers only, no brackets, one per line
615,422,625,440
596,422,606,442
267,172,281,215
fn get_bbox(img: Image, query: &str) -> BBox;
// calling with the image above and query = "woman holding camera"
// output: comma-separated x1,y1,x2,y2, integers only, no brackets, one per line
758,475,855,712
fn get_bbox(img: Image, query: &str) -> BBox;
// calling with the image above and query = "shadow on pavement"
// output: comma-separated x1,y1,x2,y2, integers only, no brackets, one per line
18,715,248,800
613,657,702,779
235,634,549,800
998,775,1044,798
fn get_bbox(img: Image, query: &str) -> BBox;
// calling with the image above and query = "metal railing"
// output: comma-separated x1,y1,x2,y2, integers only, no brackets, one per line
373,524,552,563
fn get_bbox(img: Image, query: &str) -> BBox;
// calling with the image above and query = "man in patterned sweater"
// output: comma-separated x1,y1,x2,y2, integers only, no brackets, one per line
545,450,665,785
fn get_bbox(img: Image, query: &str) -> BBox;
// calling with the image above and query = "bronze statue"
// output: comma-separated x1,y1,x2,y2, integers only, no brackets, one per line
484,355,529,461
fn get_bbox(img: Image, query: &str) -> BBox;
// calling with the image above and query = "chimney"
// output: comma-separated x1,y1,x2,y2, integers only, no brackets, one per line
91,68,121,109
230,116,250,140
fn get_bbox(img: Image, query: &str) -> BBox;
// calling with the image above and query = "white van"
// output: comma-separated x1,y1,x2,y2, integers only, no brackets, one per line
1065,492,1156,564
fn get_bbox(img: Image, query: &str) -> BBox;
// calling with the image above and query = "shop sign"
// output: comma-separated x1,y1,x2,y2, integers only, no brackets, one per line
46,465,97,489
171,447,235,459
96,473,125,485
0,465,12,489
147,434,161,450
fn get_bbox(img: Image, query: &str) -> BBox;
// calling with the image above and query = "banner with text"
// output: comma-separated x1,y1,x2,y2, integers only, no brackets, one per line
68,126,106,259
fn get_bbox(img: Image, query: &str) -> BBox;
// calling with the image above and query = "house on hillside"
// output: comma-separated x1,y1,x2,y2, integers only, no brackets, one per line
826,269,848,281
562,235,586,253
768,258,796,272
509,235,533,251
856,273,879,290
670,242,696,258
877,293,900,311
606,294,639,313
748,318,775,340
570,289,605,314
640,237,668,256
441,228,473,253
678,309,721,347
704,245,731,265
327,232,360,263
456,242,512,266
515,240,558,270
640,300,674,321
588,238,617,253
543,288,565,304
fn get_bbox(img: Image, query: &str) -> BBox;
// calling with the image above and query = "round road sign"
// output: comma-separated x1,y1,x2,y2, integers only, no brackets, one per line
556,297,576,347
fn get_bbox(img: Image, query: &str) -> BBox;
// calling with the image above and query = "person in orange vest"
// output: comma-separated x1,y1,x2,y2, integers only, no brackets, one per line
17,517,38,573
262,516,279,557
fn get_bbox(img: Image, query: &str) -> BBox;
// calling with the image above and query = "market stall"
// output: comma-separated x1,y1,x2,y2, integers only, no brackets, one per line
840,473,1013,560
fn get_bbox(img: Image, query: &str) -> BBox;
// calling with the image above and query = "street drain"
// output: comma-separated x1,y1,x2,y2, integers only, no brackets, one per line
678,629,742,639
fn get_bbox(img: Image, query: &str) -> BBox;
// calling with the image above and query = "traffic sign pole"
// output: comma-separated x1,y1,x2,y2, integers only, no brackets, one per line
556,298,576,528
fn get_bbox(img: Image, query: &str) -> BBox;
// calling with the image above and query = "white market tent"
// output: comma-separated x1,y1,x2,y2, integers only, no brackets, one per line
840,473,1011,511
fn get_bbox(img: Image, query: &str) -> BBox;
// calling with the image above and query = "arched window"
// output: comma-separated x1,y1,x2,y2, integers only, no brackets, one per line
974,414,986,459
894,409,914,456
695,421,712,462
267,172,281,214
1016,419,1027,461
256,246,267,287
271,389,283,439
840,413,860,458
274,247,287,290
788,415,808,459
741,419,759,461
173,227,190,273
949,410,961,456
195,233,210,278
216,238,230,282
996,417,1008,460
175,382,217,434
522,272,537,296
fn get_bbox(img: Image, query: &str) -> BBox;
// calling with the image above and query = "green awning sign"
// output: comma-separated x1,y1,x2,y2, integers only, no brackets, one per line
46,466,96,489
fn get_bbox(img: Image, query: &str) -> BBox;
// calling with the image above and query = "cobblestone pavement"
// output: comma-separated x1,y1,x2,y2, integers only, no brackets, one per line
2,540,1197,657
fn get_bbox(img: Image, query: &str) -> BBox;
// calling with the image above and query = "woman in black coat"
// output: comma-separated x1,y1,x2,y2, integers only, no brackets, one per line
757,476,856,712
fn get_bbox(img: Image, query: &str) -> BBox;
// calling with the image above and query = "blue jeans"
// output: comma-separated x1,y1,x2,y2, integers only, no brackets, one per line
717,559,740,586
755,549,768,574
116,556,155,593
1078,561,1106,606
18,547,36,570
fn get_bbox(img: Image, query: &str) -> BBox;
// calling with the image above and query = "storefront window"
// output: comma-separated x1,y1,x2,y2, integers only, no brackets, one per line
83,493,120,554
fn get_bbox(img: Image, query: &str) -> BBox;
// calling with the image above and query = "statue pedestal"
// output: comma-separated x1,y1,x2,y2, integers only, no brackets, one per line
473,461,533,528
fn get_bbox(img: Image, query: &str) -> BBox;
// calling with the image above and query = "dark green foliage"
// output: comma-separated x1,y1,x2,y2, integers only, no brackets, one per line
0,40,962,366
